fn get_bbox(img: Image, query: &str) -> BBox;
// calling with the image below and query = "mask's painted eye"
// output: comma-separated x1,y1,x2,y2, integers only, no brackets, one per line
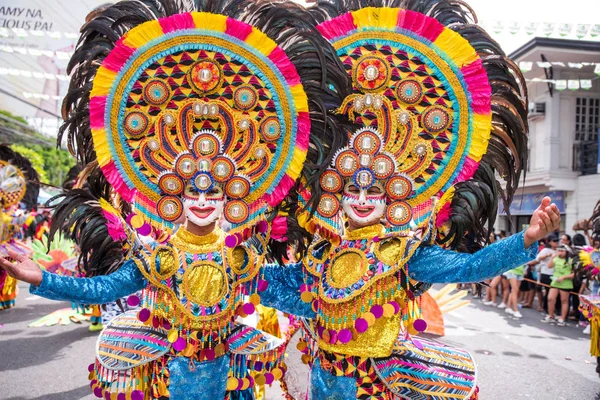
367,185,383,196
207,186,223,197
345,183,360,195
184,184,198,197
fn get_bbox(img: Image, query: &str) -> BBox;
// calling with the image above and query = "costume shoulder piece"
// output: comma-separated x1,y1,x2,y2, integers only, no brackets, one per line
302,0,528,250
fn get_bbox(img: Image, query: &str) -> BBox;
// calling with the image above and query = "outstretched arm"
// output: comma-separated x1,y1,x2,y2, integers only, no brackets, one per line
409,231,538,283
0,248,146,304
409,196,560,284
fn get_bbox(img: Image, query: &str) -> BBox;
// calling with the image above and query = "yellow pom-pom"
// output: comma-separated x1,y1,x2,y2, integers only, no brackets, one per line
363,312,376,326
167,330,179,343
300,291,314,303
249,293,261,306
226,377,238,391
130,214,144,229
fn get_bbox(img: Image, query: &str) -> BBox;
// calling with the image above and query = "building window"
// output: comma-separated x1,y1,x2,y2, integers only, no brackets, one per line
573,97,600,175
575,97,600,141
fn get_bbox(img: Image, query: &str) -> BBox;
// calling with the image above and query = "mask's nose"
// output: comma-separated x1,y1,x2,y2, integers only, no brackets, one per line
358,189,367,204
199,192,206,203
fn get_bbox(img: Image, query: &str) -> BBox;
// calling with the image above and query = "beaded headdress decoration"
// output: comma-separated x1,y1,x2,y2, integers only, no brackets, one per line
90,11,309,244
301,6,494,239
0,160,27,210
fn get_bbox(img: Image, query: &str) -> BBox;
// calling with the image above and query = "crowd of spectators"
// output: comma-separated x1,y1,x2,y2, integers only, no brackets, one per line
468,230,597,332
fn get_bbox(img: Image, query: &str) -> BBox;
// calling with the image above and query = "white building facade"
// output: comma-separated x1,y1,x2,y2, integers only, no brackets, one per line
498,38,600,236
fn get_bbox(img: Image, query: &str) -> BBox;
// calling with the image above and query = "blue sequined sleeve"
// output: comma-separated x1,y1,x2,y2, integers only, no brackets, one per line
408,230,538,283
261,262,316,319
29,260,147,304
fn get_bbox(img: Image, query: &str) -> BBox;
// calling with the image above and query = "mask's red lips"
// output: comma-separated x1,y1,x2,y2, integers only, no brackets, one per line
189,205,215,219
350,204,375,218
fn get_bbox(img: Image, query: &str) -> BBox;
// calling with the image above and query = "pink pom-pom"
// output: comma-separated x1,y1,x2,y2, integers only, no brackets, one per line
242,302,255,315
127,295,140,307
258,279,269,292
225,235,238,248
354,318,368,333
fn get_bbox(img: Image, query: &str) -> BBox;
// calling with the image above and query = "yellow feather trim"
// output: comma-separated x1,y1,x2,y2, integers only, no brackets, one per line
245,27,277,57
433,29,479,68
99,198,120,216
90,67,117,97
287,148,307,178
352,7,399,31
436,185,455,213
580,249,593,267
122,20,163,49
91,128,111,166
191,12,227,32
468,113,492,162
290,84,309,113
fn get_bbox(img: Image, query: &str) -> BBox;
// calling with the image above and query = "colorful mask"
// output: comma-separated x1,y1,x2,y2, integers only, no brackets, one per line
182,184,225,227
0,161,26,210
341,182,386,226
90,12,310,244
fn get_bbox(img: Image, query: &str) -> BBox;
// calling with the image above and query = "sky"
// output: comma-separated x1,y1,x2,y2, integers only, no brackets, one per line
464,0,600,54
0,0,598,125
296,0,600,54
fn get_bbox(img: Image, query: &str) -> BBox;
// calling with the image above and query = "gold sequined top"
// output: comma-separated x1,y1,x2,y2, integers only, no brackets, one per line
305,224,425,358
135,226,264,333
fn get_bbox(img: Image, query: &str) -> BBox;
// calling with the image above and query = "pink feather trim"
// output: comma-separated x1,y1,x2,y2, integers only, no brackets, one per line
267,47,301,86
159,13,194,33
296,112,310,150
102,209,127,242
103,40,136,72
271,215,288,241
101,161,135,202
225,18,252,41
436,202,452,228
263,174,295,207
454,157,479,184
461,59,491,114
316,12,356,40
397,10,444,42
89,97,107,129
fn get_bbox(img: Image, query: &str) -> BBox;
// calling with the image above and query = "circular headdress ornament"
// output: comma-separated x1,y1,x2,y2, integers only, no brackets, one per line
317,6,492,231
90,12,310,232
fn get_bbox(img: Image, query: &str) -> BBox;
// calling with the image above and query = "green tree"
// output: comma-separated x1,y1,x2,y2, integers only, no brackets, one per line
9,144,48,183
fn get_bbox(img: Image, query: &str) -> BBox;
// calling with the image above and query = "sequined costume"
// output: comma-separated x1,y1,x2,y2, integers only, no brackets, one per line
28,0,346,399
0,146,39,310
262,1,531,399
263,228,536,399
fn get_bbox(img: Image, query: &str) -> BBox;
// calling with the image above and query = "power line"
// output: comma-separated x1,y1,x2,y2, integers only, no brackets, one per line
0,87,61,118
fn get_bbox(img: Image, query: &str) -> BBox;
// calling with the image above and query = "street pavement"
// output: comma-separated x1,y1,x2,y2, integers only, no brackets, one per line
1,281,599,399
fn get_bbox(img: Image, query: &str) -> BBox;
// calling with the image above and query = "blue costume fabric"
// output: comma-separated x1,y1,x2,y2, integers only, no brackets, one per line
261,230,537,319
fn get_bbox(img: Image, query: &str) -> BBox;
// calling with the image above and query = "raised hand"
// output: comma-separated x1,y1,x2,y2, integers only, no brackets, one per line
0,248,43,286
524,196,561,248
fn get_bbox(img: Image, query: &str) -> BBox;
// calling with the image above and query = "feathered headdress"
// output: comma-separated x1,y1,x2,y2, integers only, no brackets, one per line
301,0,528,250
53,0,349,272
0,145,39,212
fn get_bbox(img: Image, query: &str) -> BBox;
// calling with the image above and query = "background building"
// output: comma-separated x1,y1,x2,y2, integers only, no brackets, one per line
498,38,600,236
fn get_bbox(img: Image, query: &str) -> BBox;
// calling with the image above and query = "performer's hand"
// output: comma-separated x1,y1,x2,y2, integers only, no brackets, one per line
524,196,560,248
0,248,43,286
